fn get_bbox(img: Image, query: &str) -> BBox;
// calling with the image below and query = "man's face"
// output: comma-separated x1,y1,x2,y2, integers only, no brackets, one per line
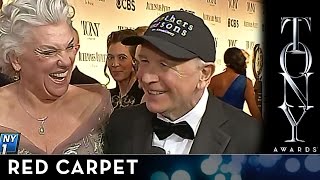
18,21,76,100
136,44,204,120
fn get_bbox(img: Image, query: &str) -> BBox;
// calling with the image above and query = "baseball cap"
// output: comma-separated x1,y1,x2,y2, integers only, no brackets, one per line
122,10,216,62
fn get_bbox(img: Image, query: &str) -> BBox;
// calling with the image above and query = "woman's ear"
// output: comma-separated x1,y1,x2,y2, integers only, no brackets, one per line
8,51,21,72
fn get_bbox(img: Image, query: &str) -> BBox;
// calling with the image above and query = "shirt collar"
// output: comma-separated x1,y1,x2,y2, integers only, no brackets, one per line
157,89,209,136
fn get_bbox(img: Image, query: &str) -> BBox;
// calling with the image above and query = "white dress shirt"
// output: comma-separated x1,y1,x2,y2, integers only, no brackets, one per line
152,89,209,154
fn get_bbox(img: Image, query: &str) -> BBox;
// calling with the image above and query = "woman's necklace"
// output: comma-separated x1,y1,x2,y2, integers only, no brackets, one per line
17,86,48,135
119,75,135,98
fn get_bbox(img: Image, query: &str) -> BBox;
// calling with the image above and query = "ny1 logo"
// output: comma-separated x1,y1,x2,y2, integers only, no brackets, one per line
116,0,135,11
0,133,20,154
279,17,312,142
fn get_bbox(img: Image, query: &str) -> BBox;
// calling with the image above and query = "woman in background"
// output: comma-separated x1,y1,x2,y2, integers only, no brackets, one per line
105,29,144,109
209,47,262,121
0,0,112,154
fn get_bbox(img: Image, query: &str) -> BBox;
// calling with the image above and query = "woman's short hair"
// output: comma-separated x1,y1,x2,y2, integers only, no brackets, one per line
0,0,72,76
224,47,247,75
107,29,138,58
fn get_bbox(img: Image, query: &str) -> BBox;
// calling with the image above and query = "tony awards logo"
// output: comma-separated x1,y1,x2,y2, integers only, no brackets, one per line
279,17,313,142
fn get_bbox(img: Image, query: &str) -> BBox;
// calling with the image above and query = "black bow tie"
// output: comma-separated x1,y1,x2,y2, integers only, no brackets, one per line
152,117,195,140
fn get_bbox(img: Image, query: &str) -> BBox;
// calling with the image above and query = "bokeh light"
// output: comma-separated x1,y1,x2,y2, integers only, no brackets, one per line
304,155,320,172
171,170,191,180
150,171,169,180
230,174,242,180
201,158,219,175
258,155,282,168
285,158,300,173
248,155,259,167
214,173,226,180
231,155,246,164
228,161,242,174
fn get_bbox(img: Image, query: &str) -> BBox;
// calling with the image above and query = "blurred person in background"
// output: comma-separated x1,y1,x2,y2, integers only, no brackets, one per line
0,0,112,154
70,27,100,85
134,26,148,99
134,26,148,36
105,29,144,109
0,67,13,87
209,47,262,121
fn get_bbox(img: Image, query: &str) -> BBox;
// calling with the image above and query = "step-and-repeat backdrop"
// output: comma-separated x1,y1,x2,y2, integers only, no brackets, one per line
2,0,264,115
68,0,264,115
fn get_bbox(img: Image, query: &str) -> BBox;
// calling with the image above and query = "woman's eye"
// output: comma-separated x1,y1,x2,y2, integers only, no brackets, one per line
40,50,57,56
119,56,127,60
66,45,74,50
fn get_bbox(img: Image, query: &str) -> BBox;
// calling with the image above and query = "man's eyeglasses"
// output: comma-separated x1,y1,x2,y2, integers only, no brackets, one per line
34,44,79,58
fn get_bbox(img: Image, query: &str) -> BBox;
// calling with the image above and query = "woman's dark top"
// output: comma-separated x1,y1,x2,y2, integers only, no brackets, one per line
110,80,144,109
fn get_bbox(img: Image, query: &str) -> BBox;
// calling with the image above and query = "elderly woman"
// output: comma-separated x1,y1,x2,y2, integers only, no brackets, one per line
105,29,144,109
0,0,112,154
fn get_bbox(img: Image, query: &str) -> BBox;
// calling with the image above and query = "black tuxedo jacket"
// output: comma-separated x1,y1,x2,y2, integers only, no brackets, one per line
70,66,99,85
104,94,262,154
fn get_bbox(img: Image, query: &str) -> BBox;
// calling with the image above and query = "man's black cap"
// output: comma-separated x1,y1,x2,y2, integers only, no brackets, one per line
122,10,216,62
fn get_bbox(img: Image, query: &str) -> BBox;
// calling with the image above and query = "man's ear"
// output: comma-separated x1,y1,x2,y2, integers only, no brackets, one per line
8,51,21,71
198,63,215,89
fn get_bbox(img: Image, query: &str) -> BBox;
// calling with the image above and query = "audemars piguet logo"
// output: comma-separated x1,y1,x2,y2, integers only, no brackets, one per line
279,17,313,143
203,13,221,24
146,2,170,12
117,26,135,30
84,0,93,5
206,0,217,6
78,52,107,63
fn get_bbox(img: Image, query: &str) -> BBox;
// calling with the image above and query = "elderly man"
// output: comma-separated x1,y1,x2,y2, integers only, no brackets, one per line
104,10,262,154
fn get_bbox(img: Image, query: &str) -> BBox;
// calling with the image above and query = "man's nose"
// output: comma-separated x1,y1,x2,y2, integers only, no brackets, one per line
138,67,159,84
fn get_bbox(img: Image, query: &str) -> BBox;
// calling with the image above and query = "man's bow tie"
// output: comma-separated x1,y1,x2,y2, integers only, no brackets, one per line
152,117,195,140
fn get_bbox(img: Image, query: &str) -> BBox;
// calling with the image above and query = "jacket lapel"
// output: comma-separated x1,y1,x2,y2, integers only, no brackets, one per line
131,104,165,154
190,94,231,154
132,95,231,154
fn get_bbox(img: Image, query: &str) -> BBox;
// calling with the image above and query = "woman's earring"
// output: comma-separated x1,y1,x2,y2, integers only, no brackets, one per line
13,71,20,81
132,59,138,71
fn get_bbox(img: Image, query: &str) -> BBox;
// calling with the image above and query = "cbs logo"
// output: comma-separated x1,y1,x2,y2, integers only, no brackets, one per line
116,0,135,11
228,18,239,28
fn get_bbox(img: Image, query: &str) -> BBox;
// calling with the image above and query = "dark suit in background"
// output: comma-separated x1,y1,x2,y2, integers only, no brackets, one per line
0,73,12,87
70,66,100,85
